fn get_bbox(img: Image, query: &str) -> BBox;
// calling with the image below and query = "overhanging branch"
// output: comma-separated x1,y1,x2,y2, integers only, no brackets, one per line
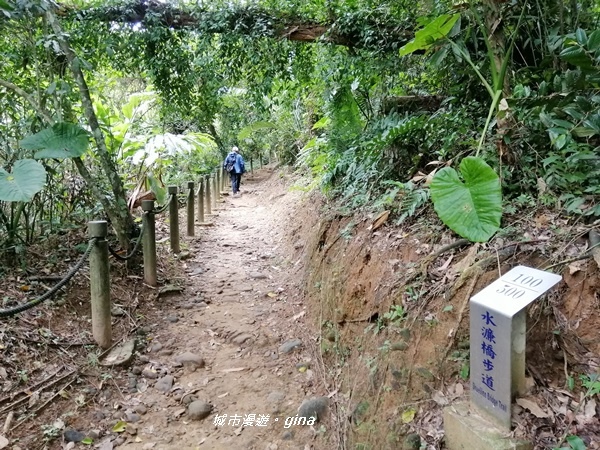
57,0,412,51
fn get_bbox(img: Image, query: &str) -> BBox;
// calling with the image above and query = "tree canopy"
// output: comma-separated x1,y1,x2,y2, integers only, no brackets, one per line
0,0,599,251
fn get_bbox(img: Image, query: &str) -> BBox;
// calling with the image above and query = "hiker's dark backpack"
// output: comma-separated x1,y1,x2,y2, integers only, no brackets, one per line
225,152,236,173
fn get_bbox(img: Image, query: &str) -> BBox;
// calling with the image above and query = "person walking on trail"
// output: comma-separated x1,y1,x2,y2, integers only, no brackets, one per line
223,146,245,197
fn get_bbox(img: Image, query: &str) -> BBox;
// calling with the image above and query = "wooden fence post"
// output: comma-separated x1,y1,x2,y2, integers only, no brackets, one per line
168,186,180,253
211,173,217,210
197,178,204,223
142,200,157,287
187,181,195,237
205,174,212,215
88,220,111,349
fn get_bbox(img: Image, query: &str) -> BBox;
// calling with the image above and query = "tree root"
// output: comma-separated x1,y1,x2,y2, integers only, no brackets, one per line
419,239,471,278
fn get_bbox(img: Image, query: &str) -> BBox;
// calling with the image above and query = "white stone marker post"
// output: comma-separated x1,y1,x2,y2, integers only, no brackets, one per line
470,265,561,430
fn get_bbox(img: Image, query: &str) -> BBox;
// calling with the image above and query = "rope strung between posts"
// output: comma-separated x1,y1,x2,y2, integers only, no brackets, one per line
0,238,97,318
107,216,146,261
153,194,174,215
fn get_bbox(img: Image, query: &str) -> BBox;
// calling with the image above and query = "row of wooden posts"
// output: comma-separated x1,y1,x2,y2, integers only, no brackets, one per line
88,166,228,349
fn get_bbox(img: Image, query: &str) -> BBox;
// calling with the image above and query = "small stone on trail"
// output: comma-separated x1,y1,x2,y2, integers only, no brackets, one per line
390,342,409,351
134,404,148,415
174,352,205,369
282,431,294,440
100,339,135,367
125,412,141,423
158,284,183,297
131,366,142,375
167,314,179,323
267,391,286,403
138,355,150,363
142,443,156,449
149,342,163,353
111,306,125,317
155,375,174,392
279,339,302,354
63,429,85,443
141,368,158,379
188,401,212,420
298,397,329,421
177,251,191,260
248,271,268,279
231,333,253,345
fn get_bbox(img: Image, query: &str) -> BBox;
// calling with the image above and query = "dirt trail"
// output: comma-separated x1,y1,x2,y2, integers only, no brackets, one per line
116,167,323,450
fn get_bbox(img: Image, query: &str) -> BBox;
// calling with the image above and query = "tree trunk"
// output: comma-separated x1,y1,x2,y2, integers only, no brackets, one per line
46,10,135,249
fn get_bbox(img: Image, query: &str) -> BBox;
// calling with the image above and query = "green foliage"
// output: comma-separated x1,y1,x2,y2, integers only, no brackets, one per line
553,435,587,450
238,121,276,141
0,159,46,202
376,181,430,224
20,123,90,159
430,157,502,242
383,305,405,324
399,14,460,56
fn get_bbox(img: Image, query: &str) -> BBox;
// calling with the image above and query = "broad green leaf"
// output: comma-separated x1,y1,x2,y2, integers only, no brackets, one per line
587,30,600,51
0,0,13,12
430,157,502,242
20,123,90,159
112,421,127,433
237,121,276,141
81,437,93,445
399,14,460,56
572,127,597,137
560,45,593,68
312,117,330,130
0,159,46,202
148,173,166,205
576,29,588,46
566,435,586,450
429,46,449,67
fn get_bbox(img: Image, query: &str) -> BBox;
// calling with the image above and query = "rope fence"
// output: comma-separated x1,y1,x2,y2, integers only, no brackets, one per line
0,164,229,349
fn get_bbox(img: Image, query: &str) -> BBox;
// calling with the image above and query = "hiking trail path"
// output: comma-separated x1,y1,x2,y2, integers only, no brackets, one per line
114,167,324,450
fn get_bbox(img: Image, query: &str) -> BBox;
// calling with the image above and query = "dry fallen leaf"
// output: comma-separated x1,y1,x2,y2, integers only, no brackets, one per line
401,408,416,423
372,210,390,232
516,398,549,418
568,261,584,275
454,383,464,397
432,390,448,406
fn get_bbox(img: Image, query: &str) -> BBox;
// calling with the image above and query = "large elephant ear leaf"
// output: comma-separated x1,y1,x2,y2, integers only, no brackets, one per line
0,159,47,202
20,122,90,159
430,156,502,242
